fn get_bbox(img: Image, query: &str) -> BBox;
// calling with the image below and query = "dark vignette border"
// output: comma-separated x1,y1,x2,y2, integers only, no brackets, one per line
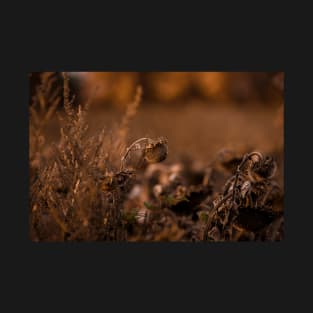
3,6,311,313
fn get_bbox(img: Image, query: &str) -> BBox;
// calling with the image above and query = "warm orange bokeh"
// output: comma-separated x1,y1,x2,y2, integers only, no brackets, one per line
72,72,281,108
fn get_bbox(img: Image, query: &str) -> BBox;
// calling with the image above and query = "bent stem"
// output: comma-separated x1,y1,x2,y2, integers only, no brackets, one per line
120,137,150,171
231,151,264,202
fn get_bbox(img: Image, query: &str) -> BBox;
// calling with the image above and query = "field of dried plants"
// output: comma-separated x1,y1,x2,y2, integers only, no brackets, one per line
29,72,284,242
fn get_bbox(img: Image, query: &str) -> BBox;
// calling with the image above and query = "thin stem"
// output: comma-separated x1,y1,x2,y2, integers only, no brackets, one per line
232,154,248,202
231,152,263,202
215,193,233,211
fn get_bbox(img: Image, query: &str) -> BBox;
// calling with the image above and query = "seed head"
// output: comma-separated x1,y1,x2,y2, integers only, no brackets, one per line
144,137,168,163
121,137,168,171
252,156,277,180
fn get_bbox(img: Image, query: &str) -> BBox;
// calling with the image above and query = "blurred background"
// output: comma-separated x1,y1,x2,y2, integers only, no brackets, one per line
29,72,284,184
30,72,283,108
75,72,283,106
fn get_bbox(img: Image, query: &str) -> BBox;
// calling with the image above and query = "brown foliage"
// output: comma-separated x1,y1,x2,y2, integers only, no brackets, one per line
29,72,284,242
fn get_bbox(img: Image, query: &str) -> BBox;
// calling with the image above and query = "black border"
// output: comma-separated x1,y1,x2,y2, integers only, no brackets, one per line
3,5,311,312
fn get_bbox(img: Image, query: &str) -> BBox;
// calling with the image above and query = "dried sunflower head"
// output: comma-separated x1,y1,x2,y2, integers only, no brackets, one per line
144,137,168,163
121,137,168,171
250,155,277,181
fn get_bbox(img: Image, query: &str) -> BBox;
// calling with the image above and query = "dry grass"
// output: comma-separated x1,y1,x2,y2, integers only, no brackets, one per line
30,73,146,241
